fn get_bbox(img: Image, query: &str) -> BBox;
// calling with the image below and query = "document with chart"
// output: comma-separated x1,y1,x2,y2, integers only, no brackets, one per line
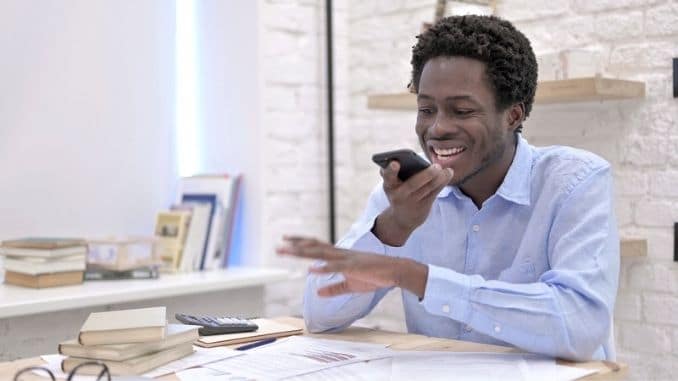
202,336,391,380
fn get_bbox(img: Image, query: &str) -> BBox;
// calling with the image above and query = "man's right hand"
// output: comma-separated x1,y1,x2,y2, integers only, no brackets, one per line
373,160,453,246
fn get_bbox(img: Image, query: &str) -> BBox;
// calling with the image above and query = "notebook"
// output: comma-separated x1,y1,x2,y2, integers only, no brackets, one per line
60,324,198,361
78,307,167,346
62,342,194,375
195,318,303,348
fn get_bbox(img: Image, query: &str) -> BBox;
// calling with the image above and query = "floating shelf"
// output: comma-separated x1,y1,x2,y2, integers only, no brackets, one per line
0,267,289,319
367,77,645,110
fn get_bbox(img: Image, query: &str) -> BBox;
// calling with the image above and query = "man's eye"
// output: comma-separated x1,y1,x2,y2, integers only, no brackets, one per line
455,109,473,116
418,108,433,115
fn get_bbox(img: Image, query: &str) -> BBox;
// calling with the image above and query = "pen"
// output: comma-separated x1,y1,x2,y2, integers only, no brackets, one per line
235,337,277,351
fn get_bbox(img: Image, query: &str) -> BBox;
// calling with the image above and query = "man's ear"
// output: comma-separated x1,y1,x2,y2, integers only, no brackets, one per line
505,103,525,132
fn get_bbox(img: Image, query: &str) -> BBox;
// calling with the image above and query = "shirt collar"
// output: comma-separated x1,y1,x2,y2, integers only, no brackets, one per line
495,135,532,205
438,135,532,206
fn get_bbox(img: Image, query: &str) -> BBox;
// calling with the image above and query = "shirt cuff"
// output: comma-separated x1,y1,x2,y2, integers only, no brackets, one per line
336,215,386,255
420,264,472,323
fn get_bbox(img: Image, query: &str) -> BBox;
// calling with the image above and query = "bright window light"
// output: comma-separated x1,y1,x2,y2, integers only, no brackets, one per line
175,0,200,177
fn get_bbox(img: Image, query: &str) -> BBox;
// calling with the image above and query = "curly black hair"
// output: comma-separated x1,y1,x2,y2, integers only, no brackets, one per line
410,15,538,124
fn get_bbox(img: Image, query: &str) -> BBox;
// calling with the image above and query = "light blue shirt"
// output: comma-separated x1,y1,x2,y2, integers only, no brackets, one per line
304,136,619,361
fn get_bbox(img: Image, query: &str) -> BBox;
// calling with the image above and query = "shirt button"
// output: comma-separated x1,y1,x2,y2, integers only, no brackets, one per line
494,324,501,333
472,224,480,232
464,325,473,332
442,304,450,313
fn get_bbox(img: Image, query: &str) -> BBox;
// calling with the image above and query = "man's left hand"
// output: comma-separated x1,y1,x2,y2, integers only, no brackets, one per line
276,236,428,298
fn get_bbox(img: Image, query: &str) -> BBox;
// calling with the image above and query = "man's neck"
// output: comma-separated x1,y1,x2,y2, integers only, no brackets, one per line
460,138,518,209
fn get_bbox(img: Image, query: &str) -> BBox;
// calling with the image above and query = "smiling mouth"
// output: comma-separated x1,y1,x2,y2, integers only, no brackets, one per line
432,146,466,157
428,145,467,167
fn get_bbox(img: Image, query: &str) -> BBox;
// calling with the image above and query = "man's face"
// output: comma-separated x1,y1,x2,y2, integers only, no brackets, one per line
415,56,514,187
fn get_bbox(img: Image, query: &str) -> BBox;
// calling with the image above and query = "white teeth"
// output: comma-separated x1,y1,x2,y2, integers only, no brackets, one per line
433,147,465,156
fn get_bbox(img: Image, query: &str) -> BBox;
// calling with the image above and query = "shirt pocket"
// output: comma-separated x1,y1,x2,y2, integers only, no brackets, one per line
497,261,537,283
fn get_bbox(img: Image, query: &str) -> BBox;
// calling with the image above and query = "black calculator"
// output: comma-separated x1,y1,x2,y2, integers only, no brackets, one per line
175,313,259,336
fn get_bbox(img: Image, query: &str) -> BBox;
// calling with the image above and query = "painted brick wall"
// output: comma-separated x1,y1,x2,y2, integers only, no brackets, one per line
259,0,678,379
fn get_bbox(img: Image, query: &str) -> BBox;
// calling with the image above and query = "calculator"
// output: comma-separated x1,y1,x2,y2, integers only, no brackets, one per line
175,313,259,335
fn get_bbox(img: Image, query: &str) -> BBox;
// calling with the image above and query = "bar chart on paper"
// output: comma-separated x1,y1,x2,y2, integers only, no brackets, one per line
202,336,391,380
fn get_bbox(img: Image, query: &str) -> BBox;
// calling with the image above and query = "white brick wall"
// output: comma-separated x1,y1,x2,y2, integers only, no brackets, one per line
258,0,678,378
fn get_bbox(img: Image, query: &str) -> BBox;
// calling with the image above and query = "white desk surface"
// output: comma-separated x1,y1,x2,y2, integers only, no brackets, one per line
0,267,289,318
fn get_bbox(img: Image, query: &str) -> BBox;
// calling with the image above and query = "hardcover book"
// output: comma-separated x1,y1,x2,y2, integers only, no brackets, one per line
0,237,87,258
62,342,194,375
4,254,86,275
59,324,198,361
4,270,84,288
1,237,86,249
78,307,167,346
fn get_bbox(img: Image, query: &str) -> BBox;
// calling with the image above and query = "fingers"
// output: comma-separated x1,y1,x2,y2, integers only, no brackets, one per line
381,161,401,191
308,261,345,274
411,166,454,201
389,164,452,203
277,237,346,261
317,281,351,297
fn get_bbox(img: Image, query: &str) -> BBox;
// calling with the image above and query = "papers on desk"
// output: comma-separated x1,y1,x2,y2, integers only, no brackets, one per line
143,346,242,377
390,351,554,381
202,336,391,380
41,338,599,381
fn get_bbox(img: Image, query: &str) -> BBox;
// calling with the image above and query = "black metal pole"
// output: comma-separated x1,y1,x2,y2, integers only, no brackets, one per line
326,0,336,243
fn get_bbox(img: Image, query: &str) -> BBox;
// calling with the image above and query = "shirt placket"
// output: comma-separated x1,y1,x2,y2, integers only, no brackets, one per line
460,200,483,339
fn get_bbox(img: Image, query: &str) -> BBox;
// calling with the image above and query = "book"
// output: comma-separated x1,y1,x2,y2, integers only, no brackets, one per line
195,318,303,348
219,174,242,268
154,211,191,272
59,324,198,361
171,203,211,272
4,270,83,288
179,193,217,270
62,342,194,376
179,174,241,270
84,265,159,281
0,246,87,258
78,307,167,345
1,237,86,249
0,237,87,258
4,254,86,275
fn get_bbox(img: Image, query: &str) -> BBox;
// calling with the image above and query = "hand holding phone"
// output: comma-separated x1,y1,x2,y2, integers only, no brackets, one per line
371,149,452,247
372,149,431,181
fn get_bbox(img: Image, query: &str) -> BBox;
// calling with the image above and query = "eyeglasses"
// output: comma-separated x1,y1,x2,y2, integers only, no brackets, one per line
14,361,111,381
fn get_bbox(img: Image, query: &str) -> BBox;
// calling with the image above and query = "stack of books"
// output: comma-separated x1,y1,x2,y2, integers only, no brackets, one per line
59,306,198,376
0,238,87,288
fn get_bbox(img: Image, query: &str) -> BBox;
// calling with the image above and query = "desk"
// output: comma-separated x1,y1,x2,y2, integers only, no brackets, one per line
0,317,627,380
0,268,289,360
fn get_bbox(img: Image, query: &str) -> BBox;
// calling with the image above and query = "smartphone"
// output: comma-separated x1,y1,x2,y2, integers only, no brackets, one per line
372,149,431,181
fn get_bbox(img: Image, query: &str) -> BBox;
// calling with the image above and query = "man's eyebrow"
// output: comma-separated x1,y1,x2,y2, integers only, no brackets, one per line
417,94,480,104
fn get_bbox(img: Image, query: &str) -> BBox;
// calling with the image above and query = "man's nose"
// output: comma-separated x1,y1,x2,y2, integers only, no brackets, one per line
429,114,456,137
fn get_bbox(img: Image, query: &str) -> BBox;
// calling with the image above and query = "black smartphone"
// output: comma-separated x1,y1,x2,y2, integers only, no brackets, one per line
372,149,431,181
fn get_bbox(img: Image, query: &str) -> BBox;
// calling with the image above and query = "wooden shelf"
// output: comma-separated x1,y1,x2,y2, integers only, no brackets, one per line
620,238,647,258
367,77,645,110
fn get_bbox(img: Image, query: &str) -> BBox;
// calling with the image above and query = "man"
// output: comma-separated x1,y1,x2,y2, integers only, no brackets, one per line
278,15,619,361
